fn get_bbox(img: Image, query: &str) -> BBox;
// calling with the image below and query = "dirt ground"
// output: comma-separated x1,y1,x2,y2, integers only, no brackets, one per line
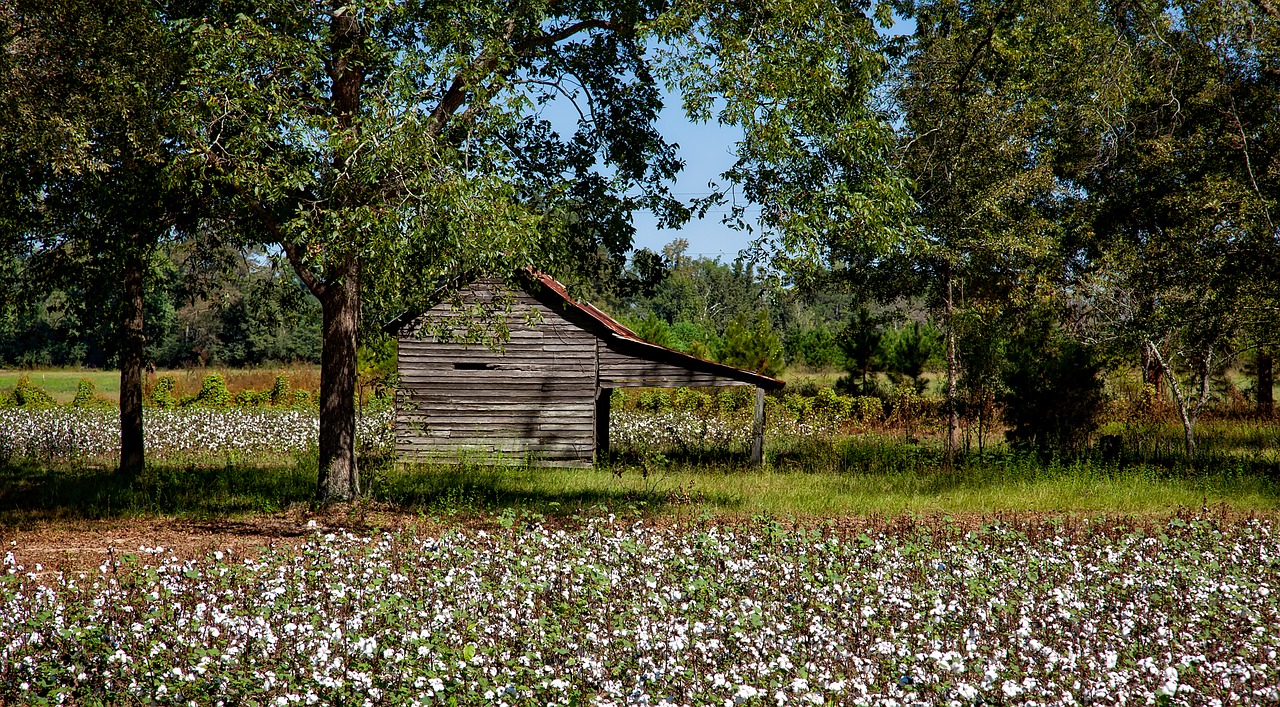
0,505,446,574
4,504,1268,576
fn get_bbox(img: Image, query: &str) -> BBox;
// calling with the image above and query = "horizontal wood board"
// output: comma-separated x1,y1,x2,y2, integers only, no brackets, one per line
396,283,598,464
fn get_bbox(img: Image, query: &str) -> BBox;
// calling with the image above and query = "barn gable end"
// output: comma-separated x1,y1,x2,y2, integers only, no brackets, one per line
394,281,598,466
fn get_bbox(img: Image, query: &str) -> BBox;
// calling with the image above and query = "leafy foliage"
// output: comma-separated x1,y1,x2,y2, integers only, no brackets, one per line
716,312,784,378
1002,323,1106,457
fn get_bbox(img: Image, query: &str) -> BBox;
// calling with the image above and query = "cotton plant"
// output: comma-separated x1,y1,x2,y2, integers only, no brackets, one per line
0,408,395,463
2,515,1277,705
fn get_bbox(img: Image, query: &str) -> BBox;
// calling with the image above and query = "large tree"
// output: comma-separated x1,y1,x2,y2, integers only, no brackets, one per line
181,0,688,500
1,0,206,476
1082,0,1280,455
655,0,915,292
891,0,1131,462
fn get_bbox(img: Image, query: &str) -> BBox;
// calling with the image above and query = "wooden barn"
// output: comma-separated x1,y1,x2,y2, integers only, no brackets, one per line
384,272,785,467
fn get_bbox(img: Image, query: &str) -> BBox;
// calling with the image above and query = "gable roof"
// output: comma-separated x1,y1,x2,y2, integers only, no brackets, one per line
384,271,785,391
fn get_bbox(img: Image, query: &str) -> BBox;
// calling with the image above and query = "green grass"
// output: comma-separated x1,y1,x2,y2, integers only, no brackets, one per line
8,440,1271,527
368,455,1279,518
0,369,121,403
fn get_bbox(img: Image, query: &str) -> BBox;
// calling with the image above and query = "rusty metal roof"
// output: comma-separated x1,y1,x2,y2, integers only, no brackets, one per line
528,271,784,390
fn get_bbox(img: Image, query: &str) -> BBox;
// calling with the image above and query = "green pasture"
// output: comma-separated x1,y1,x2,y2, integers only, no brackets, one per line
0,370,121,403
3,437,1276,526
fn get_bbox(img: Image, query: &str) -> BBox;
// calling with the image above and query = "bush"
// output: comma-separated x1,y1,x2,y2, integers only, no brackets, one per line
71,378,114,409
636,389,670,412
149,375,179,408
850,396,884,426
1001,326,1105,457
291,389,314,409
782,393,812,420
717,387,754,413
810,387,853,420
4,377,55,408
235,389,271,407
188,373,232,407
269,375,291,406
671,387,713,414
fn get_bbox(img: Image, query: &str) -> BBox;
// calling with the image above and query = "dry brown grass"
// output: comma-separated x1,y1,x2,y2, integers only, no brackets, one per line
153,365,321,398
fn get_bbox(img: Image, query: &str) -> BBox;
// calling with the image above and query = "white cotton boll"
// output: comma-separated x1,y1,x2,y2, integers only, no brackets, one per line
736,684,760,701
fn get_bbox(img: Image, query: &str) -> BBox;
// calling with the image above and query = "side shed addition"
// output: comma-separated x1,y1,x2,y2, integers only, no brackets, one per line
385,273,785,467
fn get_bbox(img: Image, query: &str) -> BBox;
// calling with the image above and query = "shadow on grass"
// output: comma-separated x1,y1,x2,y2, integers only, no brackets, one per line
0,460,317,525
4,434,1278,525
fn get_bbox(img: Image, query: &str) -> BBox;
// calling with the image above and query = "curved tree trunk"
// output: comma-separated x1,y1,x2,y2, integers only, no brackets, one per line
317,255,360,502
119,247,146,478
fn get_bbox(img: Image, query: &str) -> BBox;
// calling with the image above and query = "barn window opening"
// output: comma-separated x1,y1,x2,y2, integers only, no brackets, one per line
454,362,494,370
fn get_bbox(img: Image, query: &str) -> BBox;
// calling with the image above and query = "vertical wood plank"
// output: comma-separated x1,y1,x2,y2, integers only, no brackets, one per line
750,386,765,466
595,387,612,460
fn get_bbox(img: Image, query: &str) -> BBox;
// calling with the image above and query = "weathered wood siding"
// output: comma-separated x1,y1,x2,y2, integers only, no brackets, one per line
396,285,597,465
598,340,751,388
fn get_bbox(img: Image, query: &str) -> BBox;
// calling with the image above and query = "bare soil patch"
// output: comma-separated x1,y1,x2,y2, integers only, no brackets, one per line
6,503,1270,576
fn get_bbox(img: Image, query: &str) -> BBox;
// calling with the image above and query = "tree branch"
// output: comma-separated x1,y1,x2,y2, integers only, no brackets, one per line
426,17,617,137
222,178,326,298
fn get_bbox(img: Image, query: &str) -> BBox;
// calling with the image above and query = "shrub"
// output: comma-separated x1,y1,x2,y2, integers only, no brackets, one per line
850,396,884,426
636,389,670,412
810,387,853,420
71,378,114,408
1002,335,1104,457
4,377,56,408
235,389,271,407
149,375,179,408
671,387,713,414
717,387,754,413
189,373,232,407
291,389,314,409
269,375,291,406
782,393,812,420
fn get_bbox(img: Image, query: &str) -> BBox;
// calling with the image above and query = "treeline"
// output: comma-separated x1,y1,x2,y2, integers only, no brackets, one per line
0,247,321,369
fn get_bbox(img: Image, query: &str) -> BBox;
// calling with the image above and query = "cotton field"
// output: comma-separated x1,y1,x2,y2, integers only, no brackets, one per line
3,515,1278,706
0,409,395,462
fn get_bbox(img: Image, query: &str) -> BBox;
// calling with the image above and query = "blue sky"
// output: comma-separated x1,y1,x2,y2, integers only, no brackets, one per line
618,16,916,261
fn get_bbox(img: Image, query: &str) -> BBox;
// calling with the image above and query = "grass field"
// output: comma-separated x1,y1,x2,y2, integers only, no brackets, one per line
0,365,322,403
3,444,1276,527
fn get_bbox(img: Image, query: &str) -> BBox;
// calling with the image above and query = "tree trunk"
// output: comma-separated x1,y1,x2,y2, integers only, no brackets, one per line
119,248,146,477
1150,342,1212,459
1141,341,1164,395
943,267,960,466
317,256,360,502
1259,351,1274,417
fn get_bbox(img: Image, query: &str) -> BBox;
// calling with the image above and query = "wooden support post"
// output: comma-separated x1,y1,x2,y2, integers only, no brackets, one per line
750,386,765,466
595,387,612,460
